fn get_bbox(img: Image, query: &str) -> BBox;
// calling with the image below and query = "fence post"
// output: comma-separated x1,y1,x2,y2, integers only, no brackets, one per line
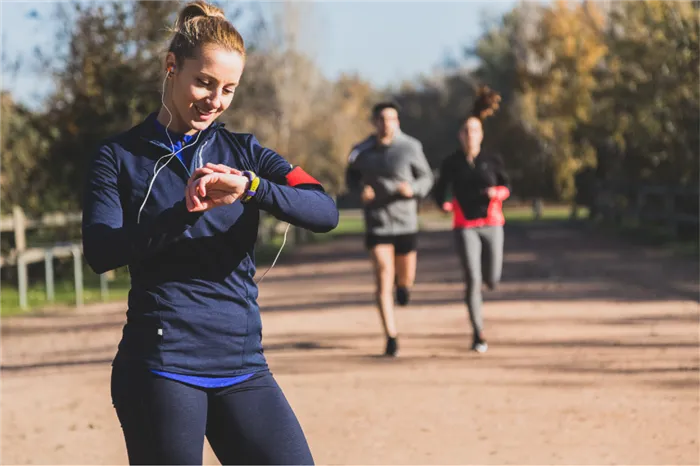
72,245,84,307
100,273,109,301
45,250,55,302
13,207,28,310
532,198,543,220
17,254,28,310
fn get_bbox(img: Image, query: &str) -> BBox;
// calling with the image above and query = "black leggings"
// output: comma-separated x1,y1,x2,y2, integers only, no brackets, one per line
111,364,314,465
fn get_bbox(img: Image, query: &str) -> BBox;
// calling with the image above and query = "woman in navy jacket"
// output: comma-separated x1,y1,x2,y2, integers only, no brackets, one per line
81,2,337,464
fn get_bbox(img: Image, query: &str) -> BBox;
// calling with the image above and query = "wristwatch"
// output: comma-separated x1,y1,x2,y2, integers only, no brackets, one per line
241,171,260,203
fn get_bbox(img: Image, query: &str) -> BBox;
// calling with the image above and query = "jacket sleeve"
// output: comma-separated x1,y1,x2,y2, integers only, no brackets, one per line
433,155,453,208
250,136,339,233
81,144,203,274
408,141,434,198
492,153,511,201
345,145,364,193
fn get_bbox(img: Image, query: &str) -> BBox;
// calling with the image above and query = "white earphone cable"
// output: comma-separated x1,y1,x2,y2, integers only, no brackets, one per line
137,72,201,224
143,68,290,284
255,223,291,285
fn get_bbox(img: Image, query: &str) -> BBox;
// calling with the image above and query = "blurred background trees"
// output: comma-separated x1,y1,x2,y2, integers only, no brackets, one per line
2,0,697,214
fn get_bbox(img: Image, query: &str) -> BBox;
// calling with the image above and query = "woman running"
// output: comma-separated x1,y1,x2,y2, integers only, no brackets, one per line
433,86,509,354
82,2,338,464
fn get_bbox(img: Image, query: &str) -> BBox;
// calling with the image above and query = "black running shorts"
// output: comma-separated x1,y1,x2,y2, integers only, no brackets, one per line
364,233,417,255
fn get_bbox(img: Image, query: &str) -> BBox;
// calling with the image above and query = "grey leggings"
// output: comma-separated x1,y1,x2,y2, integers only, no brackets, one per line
453,226,504,336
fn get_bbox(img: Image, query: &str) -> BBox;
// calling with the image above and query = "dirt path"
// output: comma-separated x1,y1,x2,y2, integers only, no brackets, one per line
2,220,698,465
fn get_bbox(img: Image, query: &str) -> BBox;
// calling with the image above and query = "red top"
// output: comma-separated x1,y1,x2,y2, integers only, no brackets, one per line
442,186,510,229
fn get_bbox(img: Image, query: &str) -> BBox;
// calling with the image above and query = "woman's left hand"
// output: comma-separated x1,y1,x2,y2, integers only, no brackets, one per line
185,164,250,212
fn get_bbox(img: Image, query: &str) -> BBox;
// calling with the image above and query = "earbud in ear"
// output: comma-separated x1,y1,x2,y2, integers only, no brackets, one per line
167,65,175,76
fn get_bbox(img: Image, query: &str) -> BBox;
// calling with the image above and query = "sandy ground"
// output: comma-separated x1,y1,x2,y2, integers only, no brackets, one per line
2,220,698,465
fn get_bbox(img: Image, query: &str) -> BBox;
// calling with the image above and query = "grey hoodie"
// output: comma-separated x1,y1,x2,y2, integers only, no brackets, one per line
346,131,434,236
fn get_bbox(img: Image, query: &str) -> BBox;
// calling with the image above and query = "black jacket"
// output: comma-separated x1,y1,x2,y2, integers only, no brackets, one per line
433,150,510,220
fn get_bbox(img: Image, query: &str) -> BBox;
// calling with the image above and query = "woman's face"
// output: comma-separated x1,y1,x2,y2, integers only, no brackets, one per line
166,44,245,134
459,117,483,154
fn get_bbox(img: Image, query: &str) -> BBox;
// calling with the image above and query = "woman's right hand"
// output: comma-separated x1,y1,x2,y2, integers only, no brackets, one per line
441,202,453,213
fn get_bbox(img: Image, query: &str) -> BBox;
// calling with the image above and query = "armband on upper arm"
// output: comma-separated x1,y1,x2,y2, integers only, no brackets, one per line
285,166,322,188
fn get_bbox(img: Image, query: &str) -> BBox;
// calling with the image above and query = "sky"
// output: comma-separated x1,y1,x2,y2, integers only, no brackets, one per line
1,0,521,110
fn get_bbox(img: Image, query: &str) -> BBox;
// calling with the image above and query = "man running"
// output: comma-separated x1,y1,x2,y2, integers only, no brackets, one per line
346,101,434,357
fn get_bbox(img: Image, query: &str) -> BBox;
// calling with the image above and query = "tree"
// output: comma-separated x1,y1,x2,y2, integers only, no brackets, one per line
0,92,50,214
29,1,182,211
467,3,555,199
25,1,270,212
516,0,608,200
303,74,378,192
585,0,699,186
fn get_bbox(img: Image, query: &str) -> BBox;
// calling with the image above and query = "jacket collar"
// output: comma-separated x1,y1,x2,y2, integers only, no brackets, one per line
137,112,224,150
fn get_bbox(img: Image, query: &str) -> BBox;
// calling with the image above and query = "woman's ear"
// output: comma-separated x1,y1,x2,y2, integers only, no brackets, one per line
165,52,178,76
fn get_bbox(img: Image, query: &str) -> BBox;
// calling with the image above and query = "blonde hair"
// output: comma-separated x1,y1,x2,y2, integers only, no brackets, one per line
168,0,245,66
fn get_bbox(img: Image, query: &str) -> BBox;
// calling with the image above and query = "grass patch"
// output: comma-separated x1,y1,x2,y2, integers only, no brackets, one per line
329,214,365,236
503,205,585,223
416,204,582,225
590,217,698,259
256,211,367,264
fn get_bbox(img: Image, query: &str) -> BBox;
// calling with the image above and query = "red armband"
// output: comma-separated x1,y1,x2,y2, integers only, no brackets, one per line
285,166,322,187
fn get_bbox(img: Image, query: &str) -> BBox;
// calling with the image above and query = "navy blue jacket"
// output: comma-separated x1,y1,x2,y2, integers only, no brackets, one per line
82,113,338,376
